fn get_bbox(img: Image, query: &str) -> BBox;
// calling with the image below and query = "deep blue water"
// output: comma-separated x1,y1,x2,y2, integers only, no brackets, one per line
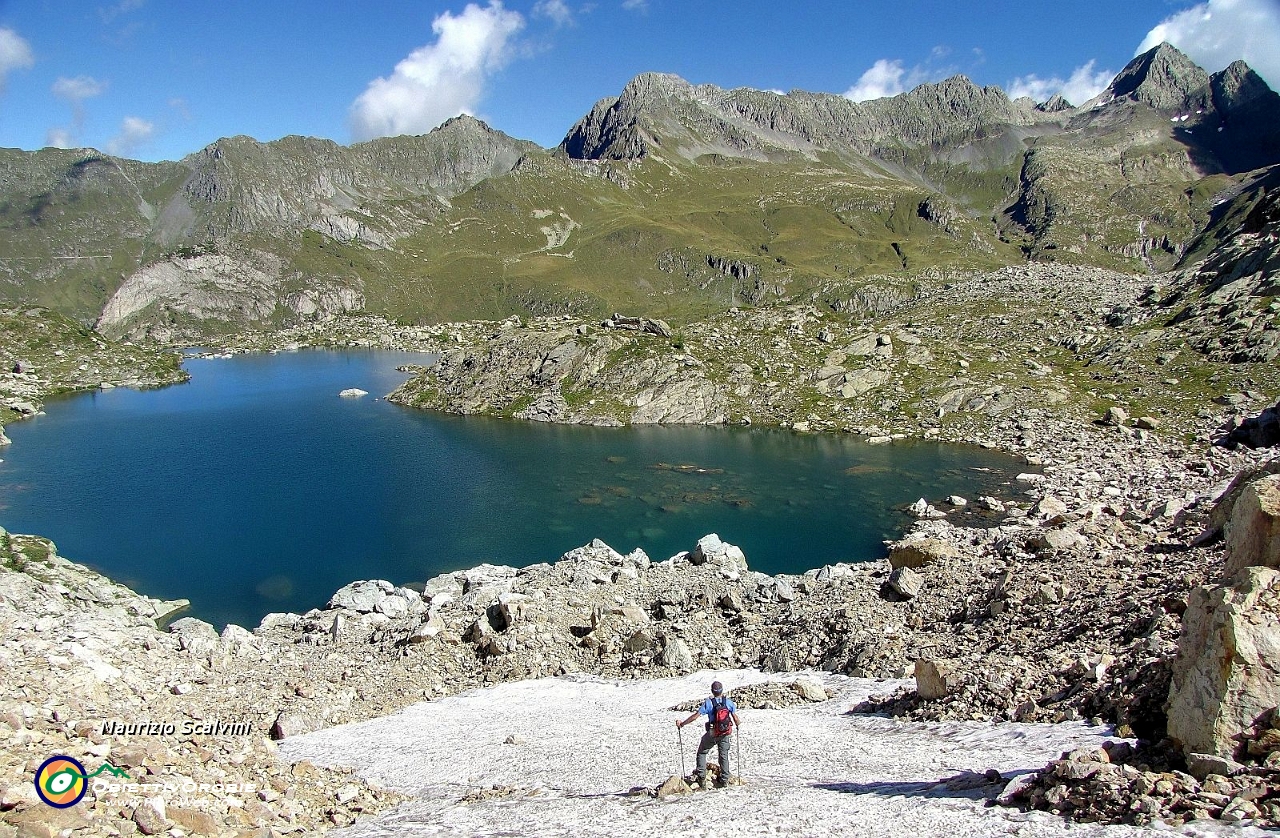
0,350,1027,629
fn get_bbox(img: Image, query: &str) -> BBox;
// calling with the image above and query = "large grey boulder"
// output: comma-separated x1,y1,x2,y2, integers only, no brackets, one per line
1028,527,1089,553
1224,474,1280,576
1102,406,1129,426
1223,399,1280,448
915,659,965,699
1167,567,1280,758
601,313,672,338
888,566,923,599
271,708,320,740
562,538,627,565
888,536,957,569
168,617,220,657
329,580,394,613
839,368,890,399
657,634,693,671
686,534,747,568
1170,471,1280,759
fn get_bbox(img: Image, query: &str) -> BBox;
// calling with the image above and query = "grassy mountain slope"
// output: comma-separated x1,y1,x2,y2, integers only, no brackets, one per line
0,44,1276,341
360,153,1016,326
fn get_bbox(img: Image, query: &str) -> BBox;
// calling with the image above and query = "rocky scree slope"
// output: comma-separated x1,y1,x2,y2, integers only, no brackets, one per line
1003,466,1280,828
0,531,405,836
1142,167,1280,364
2,410,1279,833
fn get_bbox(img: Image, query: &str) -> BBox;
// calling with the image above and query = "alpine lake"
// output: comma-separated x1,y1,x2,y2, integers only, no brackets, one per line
0,350,1032,629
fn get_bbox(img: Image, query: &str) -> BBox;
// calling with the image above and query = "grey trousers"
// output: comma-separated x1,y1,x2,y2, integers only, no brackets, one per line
695,730,732,780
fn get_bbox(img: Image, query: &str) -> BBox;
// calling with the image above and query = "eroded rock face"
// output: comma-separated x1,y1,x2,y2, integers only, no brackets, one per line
390,322,731,426
96,252,364,341
630,377,728,425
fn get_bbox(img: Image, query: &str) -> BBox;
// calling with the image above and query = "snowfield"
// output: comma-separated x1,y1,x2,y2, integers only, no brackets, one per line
280,670,1264,837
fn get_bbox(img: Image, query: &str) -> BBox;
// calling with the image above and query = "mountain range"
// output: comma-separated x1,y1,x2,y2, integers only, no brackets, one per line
1,42,1277,341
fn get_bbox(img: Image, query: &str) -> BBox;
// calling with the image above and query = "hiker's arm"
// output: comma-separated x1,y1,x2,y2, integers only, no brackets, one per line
732,711,741,728
677,711,700,728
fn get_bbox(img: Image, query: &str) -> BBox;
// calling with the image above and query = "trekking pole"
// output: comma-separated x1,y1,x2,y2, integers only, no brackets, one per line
677,723,686,778
735,727,743,784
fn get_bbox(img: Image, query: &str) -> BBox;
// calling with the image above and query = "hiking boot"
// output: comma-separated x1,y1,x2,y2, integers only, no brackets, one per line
691,773,705,787
714,777,728,788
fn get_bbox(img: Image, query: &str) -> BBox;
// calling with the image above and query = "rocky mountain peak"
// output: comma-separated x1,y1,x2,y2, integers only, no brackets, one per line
1210,60,1278,113
620,72,697,102
927,74,983,97
560,69,1051,164
894,74,1025,120
435,113,497,137
1037,93,1074,113
1107,42,1211,111
558,72,703,161
1204,59,1280,173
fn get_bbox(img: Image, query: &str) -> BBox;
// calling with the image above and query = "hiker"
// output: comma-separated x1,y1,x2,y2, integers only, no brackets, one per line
676,680,740,787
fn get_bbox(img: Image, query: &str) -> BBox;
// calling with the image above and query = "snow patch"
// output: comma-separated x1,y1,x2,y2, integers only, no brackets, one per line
278,669,1184,837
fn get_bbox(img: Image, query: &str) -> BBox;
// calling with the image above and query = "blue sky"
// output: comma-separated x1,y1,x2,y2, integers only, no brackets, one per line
0,0,1277,162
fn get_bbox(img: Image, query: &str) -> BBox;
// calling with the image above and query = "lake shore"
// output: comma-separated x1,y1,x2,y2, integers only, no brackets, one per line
3,257,1280,832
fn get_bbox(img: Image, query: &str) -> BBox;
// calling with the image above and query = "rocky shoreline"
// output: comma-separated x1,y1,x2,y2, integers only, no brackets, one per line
0,307,188,445
2,383,1278,833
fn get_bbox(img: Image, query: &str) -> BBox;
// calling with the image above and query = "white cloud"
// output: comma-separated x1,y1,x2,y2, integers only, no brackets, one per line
1137,0,1280,89
533,0,573,26
0,27,35,89
98,0,145,23
349,1,524,141
46,127,75,148
49,75,110,149
621,0,648,11
106,116,155,156
52,75,109,101
844,59,905,101
1007,60,1114,106
843,56,947,102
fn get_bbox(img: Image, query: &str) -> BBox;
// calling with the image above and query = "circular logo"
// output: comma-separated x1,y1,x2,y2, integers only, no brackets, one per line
35,755,87,808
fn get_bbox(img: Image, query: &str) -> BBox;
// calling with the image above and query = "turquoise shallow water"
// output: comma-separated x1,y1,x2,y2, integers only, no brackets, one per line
0,350,1027,629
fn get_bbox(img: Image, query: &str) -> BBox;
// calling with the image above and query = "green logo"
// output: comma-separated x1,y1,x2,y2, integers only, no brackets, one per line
35,755,130,808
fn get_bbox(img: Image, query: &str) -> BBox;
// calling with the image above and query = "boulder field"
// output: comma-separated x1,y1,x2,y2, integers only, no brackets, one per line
3,398,1280,831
